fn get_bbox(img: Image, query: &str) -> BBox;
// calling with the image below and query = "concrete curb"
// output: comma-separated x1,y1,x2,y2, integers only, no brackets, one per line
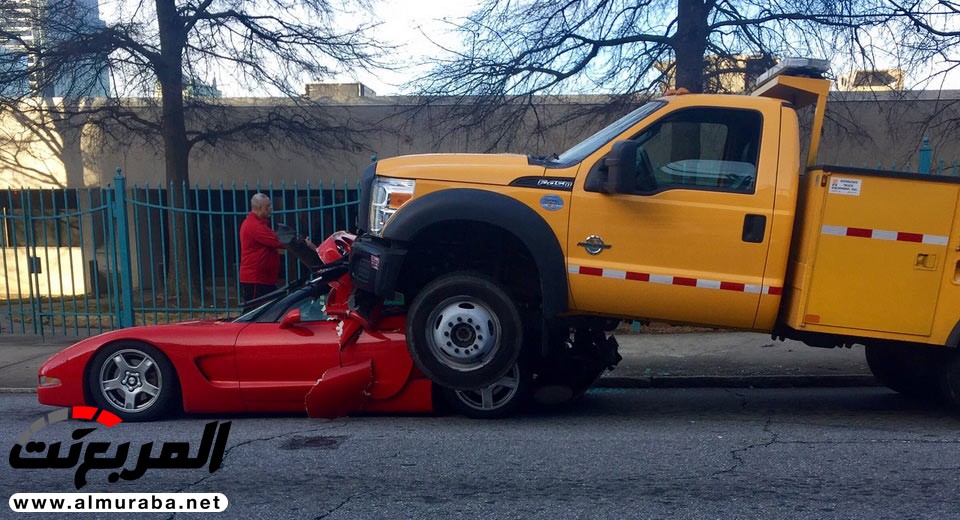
596,374,879,389
0,376,880,394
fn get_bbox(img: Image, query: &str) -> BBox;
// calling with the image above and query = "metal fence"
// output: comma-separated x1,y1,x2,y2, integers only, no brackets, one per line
0,170,359,336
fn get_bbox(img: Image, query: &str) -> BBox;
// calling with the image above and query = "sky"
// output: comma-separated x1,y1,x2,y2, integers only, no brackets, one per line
333,0,483,96
94,0,960,97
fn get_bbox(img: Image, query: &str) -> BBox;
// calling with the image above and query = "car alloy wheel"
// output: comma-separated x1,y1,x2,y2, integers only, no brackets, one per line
87,342,178,421
439,362,528,419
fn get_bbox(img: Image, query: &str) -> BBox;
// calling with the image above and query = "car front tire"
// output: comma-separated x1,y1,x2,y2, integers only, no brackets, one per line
87,342,179,422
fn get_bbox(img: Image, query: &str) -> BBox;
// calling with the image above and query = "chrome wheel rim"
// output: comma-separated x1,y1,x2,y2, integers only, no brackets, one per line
426,296,501,371
98,349,162,413
453,363,520,411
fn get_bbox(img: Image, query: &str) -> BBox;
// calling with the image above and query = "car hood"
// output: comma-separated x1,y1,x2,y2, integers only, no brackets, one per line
374,153,546,185
42,320,239,365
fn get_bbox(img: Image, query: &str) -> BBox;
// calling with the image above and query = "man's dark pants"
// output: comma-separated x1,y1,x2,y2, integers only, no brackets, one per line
241,283,277,312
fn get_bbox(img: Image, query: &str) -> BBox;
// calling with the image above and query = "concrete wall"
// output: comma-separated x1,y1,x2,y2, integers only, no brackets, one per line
0,91,959,190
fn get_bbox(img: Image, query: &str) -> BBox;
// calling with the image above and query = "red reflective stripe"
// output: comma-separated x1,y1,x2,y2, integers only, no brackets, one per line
897,232,923,243
720,282,746,292
570,266,782,296
846,227,872,238
826,225,945,244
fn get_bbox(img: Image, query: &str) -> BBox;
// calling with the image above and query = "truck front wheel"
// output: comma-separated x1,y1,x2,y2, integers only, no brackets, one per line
407,272,523,390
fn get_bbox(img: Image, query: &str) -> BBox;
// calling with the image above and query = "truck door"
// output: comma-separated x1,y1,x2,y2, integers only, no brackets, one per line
566,105,780,329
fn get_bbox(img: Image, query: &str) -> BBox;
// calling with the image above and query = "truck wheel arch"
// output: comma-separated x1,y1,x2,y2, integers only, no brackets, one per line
382,188,568,319
946,320,960,348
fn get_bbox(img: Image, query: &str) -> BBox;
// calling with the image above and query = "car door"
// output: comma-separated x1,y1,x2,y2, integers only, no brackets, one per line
234,289,342,409
566,102,781,329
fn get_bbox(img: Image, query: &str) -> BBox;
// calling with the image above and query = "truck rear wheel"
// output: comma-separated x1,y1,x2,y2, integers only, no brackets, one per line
937,351,960,409
407,272,522,390
865,344,942,400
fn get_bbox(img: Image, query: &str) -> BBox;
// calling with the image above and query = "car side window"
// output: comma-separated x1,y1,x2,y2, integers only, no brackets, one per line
296,296,330,322
632,107,762,194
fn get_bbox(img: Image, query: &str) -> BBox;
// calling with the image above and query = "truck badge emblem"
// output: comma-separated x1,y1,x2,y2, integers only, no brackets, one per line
578,235,611,255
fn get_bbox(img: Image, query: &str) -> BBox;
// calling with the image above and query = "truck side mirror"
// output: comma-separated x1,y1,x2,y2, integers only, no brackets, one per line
601,141,639,194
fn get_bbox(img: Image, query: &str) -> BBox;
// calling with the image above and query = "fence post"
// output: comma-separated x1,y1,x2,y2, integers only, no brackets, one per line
113,169,135,328
918,137,932,174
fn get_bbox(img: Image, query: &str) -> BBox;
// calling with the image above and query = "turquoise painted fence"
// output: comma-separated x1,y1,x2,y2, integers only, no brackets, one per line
0,171,359,336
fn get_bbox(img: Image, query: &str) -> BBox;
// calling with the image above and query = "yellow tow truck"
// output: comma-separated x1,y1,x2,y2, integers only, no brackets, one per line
349,59,960,407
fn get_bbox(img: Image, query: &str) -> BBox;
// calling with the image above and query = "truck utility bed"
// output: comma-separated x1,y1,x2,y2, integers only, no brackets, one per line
783,166,960,346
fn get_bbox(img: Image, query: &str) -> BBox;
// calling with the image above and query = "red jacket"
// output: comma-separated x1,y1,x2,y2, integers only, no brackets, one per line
239,212,283,285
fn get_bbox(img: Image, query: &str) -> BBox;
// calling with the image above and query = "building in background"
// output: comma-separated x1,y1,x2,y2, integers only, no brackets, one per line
657,55,778,93
304,82,377,101
836,69,904,92
0,0,111,97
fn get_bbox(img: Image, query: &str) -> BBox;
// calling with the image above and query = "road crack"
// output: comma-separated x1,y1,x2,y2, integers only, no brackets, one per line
313,493,360,519
712,418,778,477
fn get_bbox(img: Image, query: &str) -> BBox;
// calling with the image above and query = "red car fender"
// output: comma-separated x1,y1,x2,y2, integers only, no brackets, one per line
341,328,413,400
305,360,373,419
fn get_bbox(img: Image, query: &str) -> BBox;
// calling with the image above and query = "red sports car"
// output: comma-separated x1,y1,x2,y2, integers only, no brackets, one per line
36,233,529,421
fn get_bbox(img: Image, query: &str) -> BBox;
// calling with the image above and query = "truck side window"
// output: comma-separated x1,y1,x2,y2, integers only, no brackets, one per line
632,108,762,194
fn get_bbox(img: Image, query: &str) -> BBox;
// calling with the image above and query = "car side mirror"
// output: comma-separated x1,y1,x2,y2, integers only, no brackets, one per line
601,141,639,194
280,309,302,329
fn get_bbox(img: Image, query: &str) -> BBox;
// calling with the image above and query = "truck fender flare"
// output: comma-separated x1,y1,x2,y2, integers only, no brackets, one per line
383,188,568,319
946,320,960,348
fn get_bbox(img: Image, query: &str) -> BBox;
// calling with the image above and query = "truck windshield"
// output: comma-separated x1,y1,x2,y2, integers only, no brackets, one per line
556,101,665,165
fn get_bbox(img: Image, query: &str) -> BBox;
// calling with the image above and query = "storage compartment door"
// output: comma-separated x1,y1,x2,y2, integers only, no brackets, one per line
803,176,957,336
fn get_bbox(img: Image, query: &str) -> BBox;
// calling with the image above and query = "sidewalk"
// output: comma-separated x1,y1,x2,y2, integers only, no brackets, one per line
0,331,876,391
602,331,874,388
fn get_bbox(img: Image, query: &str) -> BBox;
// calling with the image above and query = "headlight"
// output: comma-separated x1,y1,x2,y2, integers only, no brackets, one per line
39,375,61,387
369,177,415,235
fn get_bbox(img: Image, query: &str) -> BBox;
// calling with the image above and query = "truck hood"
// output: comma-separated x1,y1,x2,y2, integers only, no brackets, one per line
375,153,546,185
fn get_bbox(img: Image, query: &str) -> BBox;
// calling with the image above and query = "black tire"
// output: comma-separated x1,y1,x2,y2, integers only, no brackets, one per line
407,272,523,390
865,344,942,400
86,342,179,422
436,362,529,419
937,351,960,409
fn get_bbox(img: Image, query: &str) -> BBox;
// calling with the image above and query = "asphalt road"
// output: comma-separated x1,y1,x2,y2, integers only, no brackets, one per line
3,387,960,519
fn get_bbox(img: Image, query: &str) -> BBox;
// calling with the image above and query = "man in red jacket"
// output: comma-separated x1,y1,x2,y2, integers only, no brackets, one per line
239,193,284,310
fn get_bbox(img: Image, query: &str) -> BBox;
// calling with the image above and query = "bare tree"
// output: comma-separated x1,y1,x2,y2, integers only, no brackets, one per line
409,0,955,148
0,0,383,298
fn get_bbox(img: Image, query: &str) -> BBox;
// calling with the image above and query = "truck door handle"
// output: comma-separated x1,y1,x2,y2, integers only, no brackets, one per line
742,214,766,243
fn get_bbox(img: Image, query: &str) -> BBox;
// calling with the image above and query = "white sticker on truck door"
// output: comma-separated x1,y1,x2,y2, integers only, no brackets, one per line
828,177,862,196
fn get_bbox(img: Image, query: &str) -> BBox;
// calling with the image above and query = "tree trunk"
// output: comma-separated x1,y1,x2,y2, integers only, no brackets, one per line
156,0,200,308
673,0,711,93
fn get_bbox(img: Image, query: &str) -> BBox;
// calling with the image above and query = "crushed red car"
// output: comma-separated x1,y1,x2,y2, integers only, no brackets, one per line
37,232,531,421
